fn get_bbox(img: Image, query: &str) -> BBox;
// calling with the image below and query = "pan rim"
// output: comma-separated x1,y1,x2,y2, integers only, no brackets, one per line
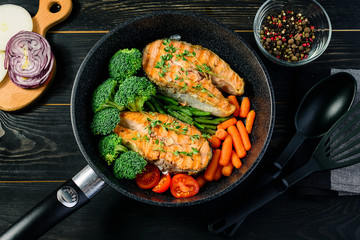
70,10,275,207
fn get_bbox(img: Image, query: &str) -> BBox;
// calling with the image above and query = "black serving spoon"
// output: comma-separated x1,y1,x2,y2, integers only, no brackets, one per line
208,72,357,236
231,72,356,201
209,101,360,236
264,72,357,182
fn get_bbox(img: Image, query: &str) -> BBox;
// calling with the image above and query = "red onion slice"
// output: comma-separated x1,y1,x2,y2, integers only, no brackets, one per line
5,30,54,88
8,53,54,88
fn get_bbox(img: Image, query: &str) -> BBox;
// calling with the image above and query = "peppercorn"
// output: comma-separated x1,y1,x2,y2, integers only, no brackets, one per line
259,10,315,62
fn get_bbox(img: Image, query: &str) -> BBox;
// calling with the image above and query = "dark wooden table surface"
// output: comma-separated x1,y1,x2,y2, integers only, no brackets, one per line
1,0,360,239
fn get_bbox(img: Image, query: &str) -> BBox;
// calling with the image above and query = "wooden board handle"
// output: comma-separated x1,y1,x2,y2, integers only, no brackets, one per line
33,0,73,36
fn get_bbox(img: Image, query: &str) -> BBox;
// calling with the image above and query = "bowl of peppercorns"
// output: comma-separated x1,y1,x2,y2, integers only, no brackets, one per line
253,0,332,66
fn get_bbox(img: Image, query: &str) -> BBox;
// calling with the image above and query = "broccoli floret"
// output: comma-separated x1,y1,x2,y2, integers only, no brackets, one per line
90,108,120,135
108,48,142,83
113,151,147,179
91,78,125,113
114,76,156,111
98,133,128,165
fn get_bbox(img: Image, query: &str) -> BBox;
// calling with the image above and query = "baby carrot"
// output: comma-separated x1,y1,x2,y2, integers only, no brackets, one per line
213,164,223,181
204,149,221,181
236,120,251,151
219,135,233,166
208,135,221,148
217,117,237,130
222,161,234,176
215,128,228,140
196,175,207,188
231,150,242,169
227,95,240,117
245,110,256,134
227,125,246,158
239,97,250,118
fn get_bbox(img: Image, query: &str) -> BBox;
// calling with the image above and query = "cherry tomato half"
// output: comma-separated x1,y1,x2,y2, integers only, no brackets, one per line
152,173,171,193
170,174,199,198
135,164,160,189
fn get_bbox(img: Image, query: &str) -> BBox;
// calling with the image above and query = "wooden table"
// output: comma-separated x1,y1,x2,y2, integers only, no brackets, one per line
1,0,359,239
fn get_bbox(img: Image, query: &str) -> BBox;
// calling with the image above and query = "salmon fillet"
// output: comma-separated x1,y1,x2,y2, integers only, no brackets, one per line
114,111,212,175
142,39,243,117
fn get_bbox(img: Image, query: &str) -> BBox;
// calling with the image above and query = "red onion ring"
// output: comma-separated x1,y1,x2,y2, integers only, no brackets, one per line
5,30,54,88
8,53,54,88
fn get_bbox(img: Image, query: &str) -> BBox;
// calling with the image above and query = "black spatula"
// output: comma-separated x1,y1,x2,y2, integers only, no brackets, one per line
209,101,360,236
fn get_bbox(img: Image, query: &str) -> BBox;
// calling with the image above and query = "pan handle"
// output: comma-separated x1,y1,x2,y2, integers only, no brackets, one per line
0,165,105,240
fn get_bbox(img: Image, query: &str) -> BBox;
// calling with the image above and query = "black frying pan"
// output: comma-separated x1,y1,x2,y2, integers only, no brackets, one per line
0,11,275,240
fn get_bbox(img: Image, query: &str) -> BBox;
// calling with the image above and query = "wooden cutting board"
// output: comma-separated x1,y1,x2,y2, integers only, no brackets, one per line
0,0,72,111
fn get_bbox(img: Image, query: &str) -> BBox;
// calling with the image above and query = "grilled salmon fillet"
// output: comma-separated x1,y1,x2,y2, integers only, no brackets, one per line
142,39,243,117
114,111,212,175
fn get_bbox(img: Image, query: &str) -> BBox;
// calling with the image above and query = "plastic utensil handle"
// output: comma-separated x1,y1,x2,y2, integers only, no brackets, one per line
0,166,105,240
219,158,321,237
210,132,304,236
208,178,288,234
246,132,306,193
222,218,245,237
272,131,306,177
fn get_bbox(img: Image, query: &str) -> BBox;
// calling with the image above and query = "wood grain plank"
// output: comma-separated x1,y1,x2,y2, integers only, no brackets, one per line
0,1,360,239
235,193,360,240
0,182,359,240
36,33,103,104
2,0,360,31
0,105,86,181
